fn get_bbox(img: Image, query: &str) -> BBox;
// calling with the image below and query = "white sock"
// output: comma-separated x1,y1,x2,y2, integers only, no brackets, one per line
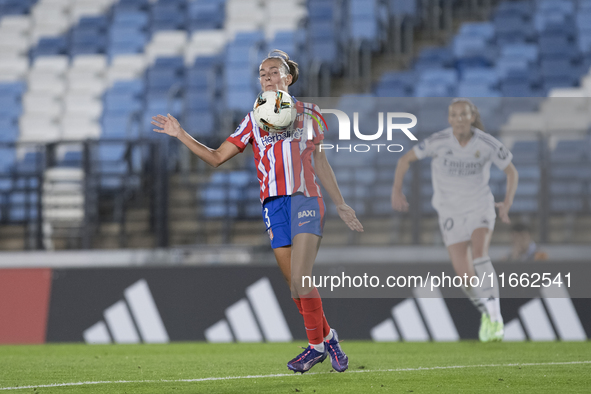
324,329,334,342
473,256,503,323
462,285,487,314
311,342,325,352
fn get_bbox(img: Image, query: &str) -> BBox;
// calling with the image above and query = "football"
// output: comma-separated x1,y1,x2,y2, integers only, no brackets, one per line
253,90,297,133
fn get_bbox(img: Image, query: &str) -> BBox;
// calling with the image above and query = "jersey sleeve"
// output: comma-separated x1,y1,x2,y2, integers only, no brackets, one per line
226,113,254,152
413,136,436,160
490,139,513,170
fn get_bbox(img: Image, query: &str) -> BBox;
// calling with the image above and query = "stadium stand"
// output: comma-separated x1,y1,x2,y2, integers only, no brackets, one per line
0,0,590,250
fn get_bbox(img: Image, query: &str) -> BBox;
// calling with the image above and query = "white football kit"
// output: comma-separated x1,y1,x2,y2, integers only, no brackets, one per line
413,127,513,246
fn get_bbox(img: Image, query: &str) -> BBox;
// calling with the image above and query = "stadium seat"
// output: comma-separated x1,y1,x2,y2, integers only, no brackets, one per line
500,43,538,64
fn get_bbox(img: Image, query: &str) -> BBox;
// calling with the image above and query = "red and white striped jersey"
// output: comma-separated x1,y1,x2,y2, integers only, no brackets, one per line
226,100,324,203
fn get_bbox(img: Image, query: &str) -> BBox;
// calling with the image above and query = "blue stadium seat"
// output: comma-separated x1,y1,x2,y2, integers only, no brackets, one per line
578,32,591,54
576,11,591,32
0,148,16,174
203,203,238,219
114,0,150,12
458,22,495,41
538,34,577,58
224,66,254,89
153,56,184,72
540,58,577,80
388,0,417,18
57,151,82,167
32,37,68,57
419,68,458,85
537,0,574,16
308,0,334,20
185,112,215,137
461,68,499,87
510,199,538,213
0,120,18,142
349,0,380,42
108,41,146,56
308,40,338,65
8,206,39,223
78,15,109,30
511,141,542,164
185,91,210,111
414,47,454,70
0,0,36,15
151,2,186,32
350,17,379,42
228,171,251,187
453,36,490,59
186,69,210,90
111,80,145,96
188,0,224,31
500,43,539,63
112,11,149,28
494,15,533,44
494,1,533,18
193,56,219,69
457,84,501,97
0,96,22,118
0,81,25,96
418,47,454,66
102,113,140,139
533,12,573,35
147,69,183,89
233,31,265,46
105,94,143,114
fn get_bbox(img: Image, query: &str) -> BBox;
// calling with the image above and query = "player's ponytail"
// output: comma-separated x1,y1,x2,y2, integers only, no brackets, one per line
450,98,486,132
265,49,299,86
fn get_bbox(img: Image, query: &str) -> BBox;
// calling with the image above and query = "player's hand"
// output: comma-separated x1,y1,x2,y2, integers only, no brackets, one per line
495,201,511,224
391,191,409,212
336,204,364,232
151,113,182,138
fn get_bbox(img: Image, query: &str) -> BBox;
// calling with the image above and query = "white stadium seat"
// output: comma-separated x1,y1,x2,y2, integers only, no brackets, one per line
32,55,70,74
67,78,107,96
19,116,62,143
70,3,108,22
23,93,63,117
0,56,28,75
72,54,108,73
0,33,30,56
185,30,227,63
106,68,143,84
64,97,103,119
61,122,101,140
110,54,147,72
0,15,32,33
27,74,67,96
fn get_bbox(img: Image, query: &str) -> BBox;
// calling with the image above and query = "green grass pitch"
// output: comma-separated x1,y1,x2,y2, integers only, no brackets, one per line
1,341,590,393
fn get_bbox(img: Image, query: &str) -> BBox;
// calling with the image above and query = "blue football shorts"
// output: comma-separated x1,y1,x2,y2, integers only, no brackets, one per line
262,193,326,249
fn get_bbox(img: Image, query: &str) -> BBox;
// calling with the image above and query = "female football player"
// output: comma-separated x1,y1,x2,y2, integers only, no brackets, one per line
152,50,363,372
391,98,519,342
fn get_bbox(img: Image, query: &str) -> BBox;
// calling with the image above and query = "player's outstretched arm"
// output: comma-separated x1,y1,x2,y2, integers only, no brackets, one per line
391,149,418,212
312,146,363,232
151,114,240,168
495,162,519,224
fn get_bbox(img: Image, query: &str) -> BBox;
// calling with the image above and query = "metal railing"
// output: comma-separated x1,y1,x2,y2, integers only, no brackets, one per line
0,139,168,250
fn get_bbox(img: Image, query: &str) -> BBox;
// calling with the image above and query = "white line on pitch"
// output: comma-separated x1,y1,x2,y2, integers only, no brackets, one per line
1,361,589,391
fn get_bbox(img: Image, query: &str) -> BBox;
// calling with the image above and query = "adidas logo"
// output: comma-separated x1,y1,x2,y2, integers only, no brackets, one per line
504,284,586,341
205,277,292,343
83,279,169,344
371,286,459,342
370,284,587,342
